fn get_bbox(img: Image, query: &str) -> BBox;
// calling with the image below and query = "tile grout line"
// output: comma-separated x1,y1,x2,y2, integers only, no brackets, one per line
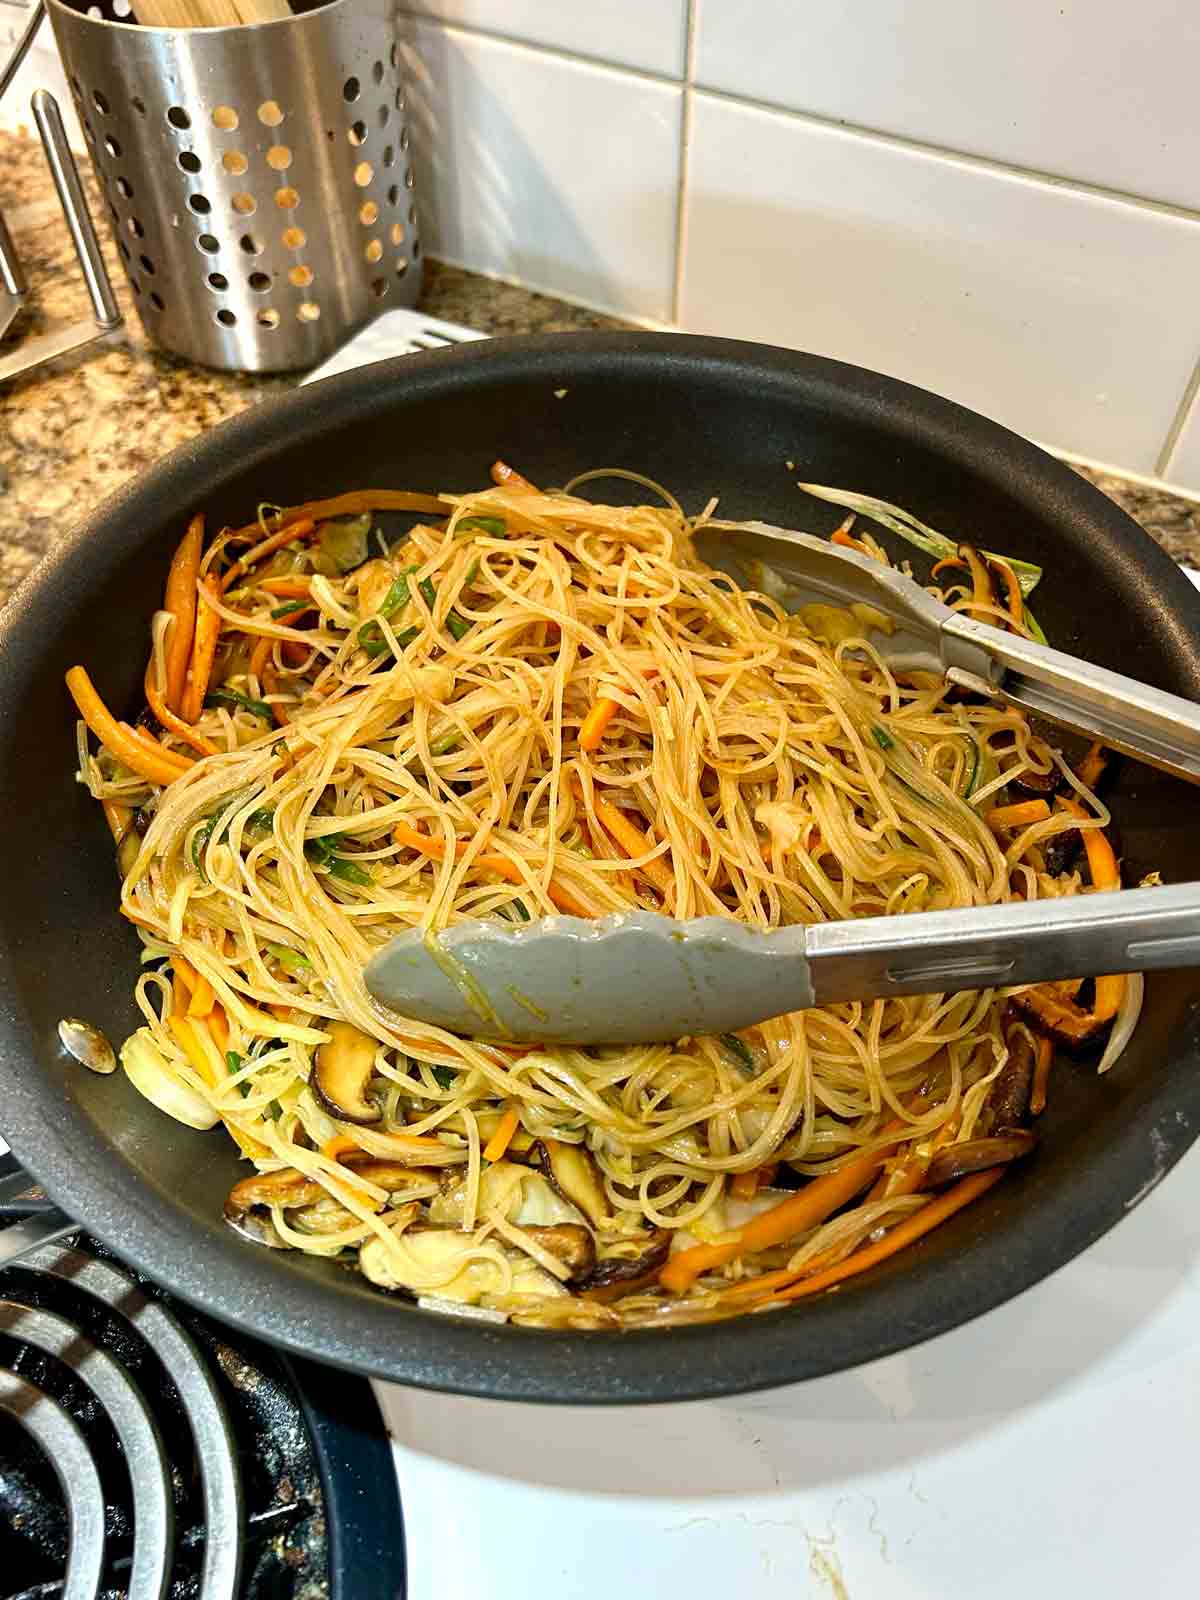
670,0,698,326
397,10,1200,228
1154,351,1200,480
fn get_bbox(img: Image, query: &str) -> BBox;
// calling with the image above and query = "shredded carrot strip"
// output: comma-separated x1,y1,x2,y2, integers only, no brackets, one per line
767,1169,1005,1303
125,722,189,767
392,820,593,918
579,696,620,753
67,667,192,788
830,523,870,555
990,557,1025,630
208,1005,229,1055
1030,1036,1053,1116
584,789,675,899
867,1152,929,1204
164,515,204,712
491,460,536,491
959,545,995,625
144,666,219,757
231,493,448,544
221,517,316,592
986,799,1051,830
931,555,967,580
180,578,223,723
171,968,191,1018
322,1136,363,1162
249,633,274,683
1092,973,1126,1023
483,1106,521,1163
258,577,315,598
100,799,133,845
1056,796,1121,891
168,1014,216,1088
659,1126,905,1294
1077,742,1107,790
186,970,216,1018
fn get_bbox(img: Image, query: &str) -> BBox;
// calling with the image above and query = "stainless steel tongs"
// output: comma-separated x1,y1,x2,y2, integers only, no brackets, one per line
363,521,1200,1043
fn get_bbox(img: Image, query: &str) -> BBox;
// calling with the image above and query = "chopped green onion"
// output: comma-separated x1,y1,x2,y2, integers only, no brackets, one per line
455,516,506,537
205,686,273,723
305,833,372,885
871,725,895,751
265,941,313,974
446,611,472,641
327,856,372,886
719,1033,756,1075
246,807,275,831
463,559,480,586
418,576,437,609
429,732,459,756
270,600,309,619
225,1050,250,1099
430,1063,456,1090
191,814,220,874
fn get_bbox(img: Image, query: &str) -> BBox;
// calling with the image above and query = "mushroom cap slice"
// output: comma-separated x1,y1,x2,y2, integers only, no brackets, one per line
311,1020,383,1124
537,1139,609,1228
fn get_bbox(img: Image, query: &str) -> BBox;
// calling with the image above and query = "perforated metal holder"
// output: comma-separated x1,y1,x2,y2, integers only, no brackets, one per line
46,0,423,372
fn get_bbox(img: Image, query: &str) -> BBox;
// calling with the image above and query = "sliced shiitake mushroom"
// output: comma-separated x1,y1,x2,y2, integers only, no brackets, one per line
227,1167,323,1215
1009,987,1112,1052
358,1227,569,1309
311,1021,382,1125
224,1208,290,1249
537,1138,608,1228
926,1130,1036,1188
1042,826,1083,877
521,1224,596,1284
226,1160,438,1230
580,1231,670,1301
986,1021,1036,1133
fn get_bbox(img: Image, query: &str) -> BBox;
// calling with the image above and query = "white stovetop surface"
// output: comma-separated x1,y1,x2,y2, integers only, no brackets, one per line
376,1136,1200,1599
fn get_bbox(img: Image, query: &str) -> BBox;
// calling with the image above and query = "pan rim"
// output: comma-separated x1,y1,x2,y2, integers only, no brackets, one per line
3,329,1199,1404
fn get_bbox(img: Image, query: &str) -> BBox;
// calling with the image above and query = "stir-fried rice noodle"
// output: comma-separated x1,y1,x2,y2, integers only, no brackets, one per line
70,475,1123,1327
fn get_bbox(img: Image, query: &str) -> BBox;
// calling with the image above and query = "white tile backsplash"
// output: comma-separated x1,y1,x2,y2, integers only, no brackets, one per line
693,0,1200,215
0,4,81,150
400,21,682,322
6,0,1200,485
678,94,1200,474
1162,377,1200,495
399,1,688,78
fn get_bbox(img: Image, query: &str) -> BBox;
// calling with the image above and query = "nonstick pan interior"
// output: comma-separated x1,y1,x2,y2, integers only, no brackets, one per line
2,332,1200,1403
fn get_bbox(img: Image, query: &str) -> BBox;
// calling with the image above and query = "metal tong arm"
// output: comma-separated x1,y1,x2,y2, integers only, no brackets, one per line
806,881,1200,1005
31,90,120,330
942,612,1200,784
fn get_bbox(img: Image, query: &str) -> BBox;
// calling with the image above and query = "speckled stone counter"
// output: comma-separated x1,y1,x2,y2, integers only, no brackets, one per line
3,127,1199,610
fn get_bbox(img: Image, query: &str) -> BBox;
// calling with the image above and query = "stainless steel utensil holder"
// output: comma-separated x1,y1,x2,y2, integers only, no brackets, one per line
46,0,423,372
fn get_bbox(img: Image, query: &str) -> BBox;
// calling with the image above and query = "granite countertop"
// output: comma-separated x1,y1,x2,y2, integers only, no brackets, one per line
3,126,1199,610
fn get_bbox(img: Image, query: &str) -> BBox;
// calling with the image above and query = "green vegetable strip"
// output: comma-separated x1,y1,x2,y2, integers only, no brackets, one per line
797,482,1043,596
205,686,273,723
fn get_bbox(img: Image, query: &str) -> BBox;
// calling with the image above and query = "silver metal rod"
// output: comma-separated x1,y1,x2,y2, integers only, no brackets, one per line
944,611,1200,784
0,0,44,104
0,1207,78,1265
0,207,25,300
31,88,121,328
807,881,1200,1004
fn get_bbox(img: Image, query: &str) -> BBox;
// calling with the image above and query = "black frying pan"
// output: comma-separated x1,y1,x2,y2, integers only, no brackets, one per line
2,333,1200,1404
